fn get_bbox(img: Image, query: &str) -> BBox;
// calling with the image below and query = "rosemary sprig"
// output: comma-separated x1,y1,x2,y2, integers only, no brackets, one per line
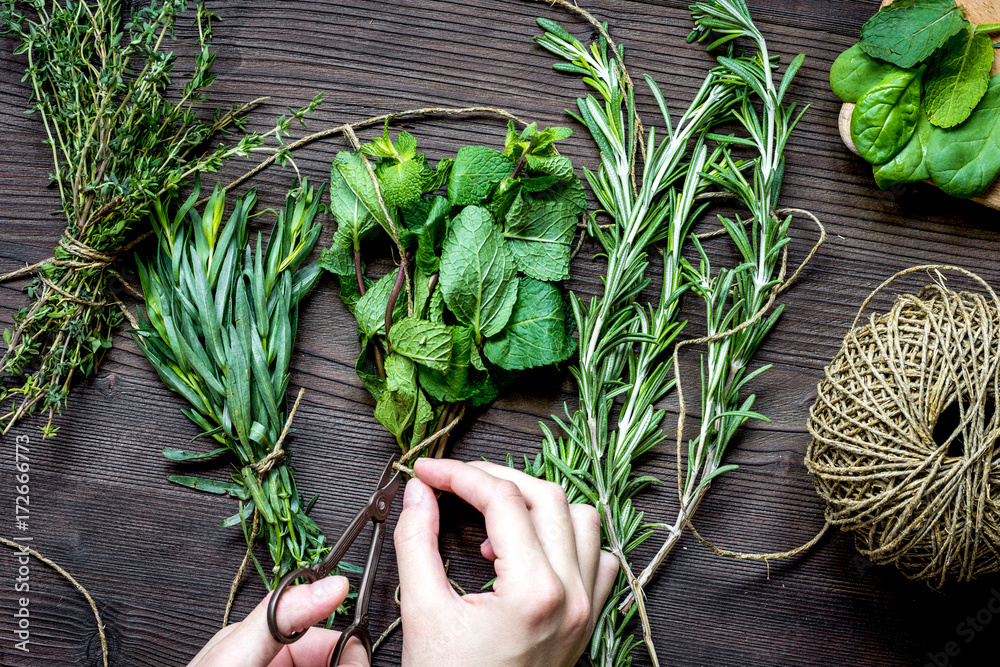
134,181,327,585
528,19,737,666
630,0,808,598
0,0,321,437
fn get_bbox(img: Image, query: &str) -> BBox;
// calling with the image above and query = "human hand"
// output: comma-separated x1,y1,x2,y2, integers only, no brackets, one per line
187,575,370,667
394,458,619,667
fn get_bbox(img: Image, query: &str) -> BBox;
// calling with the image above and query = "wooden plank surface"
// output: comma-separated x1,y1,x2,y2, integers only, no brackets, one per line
2,1,1000,665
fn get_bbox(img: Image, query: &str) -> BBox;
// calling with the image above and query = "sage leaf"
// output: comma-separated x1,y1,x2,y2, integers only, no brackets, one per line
830,43,906,103
447,146,514,205
926,73,1000,198
503,192,578,281
924,29,994,128
859,0,968,69
439,205,518,342
873,112,933,189
388,316,453,373
851,68,923,164
483,277,576,371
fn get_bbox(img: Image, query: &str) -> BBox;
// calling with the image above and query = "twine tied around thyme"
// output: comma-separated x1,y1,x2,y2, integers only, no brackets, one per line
806,265,1000,587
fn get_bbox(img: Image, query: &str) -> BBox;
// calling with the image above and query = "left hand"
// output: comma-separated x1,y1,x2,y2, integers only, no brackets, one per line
187,575,370,667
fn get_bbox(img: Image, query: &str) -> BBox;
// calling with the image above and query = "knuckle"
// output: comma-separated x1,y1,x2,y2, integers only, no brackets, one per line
530,577,566,619
565,590,592,633
492,479,524,505
544,482,569,507
570,502,601,529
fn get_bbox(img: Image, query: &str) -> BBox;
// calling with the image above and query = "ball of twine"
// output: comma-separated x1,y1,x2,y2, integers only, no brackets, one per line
806,266,1000,586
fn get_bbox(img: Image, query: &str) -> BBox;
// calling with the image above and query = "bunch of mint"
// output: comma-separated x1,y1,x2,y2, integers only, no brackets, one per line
319,123,583,450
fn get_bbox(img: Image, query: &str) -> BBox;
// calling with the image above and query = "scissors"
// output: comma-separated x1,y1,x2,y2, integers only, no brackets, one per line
267,454,402,665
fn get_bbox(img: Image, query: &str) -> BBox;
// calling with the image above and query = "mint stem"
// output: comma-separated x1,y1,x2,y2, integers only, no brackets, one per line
384,251,411,353
354,248,365,296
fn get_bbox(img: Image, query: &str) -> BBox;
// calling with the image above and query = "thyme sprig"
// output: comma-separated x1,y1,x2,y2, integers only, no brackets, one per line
134,182,328,586
0,0,321,437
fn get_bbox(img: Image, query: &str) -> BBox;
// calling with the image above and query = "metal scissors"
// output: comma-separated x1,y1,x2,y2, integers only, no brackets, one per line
267,454,402,665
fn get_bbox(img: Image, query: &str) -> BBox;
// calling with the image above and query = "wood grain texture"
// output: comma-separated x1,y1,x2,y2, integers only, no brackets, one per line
1,1,1000,665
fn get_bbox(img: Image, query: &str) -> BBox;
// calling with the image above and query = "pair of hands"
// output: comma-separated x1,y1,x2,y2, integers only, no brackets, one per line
189,458,618,667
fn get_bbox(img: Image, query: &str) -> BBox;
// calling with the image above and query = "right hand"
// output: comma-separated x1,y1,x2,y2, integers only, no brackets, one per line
393,458,619,667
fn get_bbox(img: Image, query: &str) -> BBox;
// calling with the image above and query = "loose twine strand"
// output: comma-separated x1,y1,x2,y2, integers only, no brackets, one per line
223,387,306,627
806,265,1000,587
0,537,107,666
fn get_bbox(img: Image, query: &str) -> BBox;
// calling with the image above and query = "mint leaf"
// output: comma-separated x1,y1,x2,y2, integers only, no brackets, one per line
526,154,576,181
440,206,518,342
404,195,450,275
426,158,453,193
926,73,1000,198
924,29,994,128
409,389,435,448
859,0,968,69
330,160,378,251
851,68,923,164
483,277,576,371
333,150,395,235
318,245,354,277
829,43,906,103
504,192,577,281
419,326,473,402
376,156,431,210
873,112,933,188
355,340,385,400
531,175,587,214
388,316,453,373
354,271,407,339
374,354,417,440
447,146,514,205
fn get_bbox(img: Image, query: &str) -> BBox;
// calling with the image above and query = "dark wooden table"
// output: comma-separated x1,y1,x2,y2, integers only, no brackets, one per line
2,1,1000,665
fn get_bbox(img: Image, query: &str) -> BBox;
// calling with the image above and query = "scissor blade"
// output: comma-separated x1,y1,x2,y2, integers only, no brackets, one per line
376,454,400,488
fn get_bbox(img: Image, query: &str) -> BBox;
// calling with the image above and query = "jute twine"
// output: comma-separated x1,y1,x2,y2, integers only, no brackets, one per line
806,265,1000,587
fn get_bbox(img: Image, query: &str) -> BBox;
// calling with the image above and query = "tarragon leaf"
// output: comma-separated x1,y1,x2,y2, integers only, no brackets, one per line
924,29,994,128
830,43,906,103
851,68,923,164
483,277,576,371
503,192,578,281
873,112,933,188
859,0,968,69
926,73,1000,198
447,146,514,205
388,317,453,373
330,161,378,250
439,206,518,342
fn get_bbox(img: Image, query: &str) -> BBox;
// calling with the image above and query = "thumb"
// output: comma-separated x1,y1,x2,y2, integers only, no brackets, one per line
393,477,455,611
197,576,350,667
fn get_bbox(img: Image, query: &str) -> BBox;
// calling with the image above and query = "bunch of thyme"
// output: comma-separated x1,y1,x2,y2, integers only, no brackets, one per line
134,181,328,587
0,0,320,436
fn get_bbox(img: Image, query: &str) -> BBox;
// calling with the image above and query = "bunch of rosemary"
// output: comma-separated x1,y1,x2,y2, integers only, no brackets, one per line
134,182,327,585
0,0,319,437
527,1,814,663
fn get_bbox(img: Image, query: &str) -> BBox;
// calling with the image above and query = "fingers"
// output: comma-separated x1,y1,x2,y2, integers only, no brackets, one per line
413,458,551,581
269,628,370,667
590,551,619,632
190,576,350,667
394,476,457,611
466,461,584,594
569,502,602,598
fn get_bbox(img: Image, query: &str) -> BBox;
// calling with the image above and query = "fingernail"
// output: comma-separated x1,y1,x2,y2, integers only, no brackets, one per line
403,478,424,509
311,575,347,598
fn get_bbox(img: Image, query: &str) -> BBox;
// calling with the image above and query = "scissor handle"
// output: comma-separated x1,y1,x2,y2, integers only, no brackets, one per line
330,621,373,666
267,566,320,644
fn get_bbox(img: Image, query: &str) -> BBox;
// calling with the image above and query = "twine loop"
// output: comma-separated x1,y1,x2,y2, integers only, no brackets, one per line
806,266,1000,586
